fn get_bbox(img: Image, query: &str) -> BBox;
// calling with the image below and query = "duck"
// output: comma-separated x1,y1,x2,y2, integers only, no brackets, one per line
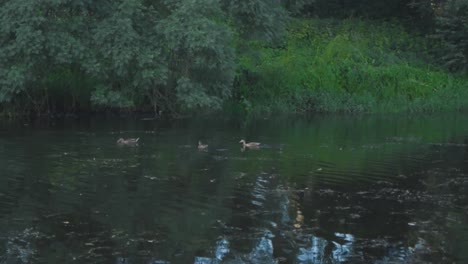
117,138,139,145
239,139,261,148
198,141,208,150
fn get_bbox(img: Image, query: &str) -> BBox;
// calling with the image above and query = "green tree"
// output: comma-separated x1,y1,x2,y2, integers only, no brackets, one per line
88,0,168,113
158,0,236,113
433,0,468,72
223,0,288,44
0,0,100,113
0,0,289,116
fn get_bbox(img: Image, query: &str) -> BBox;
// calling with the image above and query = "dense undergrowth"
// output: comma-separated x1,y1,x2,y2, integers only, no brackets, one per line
232,19,468,115
1,6,467,118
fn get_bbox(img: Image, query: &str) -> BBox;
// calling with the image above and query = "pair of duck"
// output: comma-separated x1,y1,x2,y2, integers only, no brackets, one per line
117,137,260,149
198,139,261,150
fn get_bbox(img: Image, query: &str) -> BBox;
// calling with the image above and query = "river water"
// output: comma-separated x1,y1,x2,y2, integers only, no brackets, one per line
1,114,467,263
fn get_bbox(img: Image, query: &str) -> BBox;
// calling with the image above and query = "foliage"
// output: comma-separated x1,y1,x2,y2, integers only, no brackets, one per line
224,0,288,44
88,0,166,112
0,0,285,116
0,0,108,114
432,0,468,72
234,19,468,114
293,0,415,18
0,0,467,116
159,0,235,112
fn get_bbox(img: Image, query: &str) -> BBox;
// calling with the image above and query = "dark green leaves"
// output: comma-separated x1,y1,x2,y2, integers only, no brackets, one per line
433,0,468,72
224,0,288,44
0,0,288,115
159,0,235,110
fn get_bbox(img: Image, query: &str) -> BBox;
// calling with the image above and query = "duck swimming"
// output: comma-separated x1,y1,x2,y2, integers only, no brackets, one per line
198,141,208,150
117,138,139,145
239,139,260,148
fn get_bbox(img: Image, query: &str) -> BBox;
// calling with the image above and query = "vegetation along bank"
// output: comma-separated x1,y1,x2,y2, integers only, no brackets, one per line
1,0,467,117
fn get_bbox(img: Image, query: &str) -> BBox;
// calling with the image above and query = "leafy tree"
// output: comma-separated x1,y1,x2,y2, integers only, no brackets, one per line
0,0,48,112
88,0,167,112
0,0,289,116
291,0,433,20
280,0,316,15
0,0,102,113
223,0,288,44
158,0,235,112
432,0,468,72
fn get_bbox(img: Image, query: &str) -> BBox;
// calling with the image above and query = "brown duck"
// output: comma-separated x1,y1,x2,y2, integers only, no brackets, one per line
239,139,261,148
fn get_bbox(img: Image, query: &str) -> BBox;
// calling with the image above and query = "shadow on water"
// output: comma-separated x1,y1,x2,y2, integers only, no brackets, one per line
1,113,468,263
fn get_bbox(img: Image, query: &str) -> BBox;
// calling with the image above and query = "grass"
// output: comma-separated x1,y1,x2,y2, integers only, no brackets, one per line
232,18,468,115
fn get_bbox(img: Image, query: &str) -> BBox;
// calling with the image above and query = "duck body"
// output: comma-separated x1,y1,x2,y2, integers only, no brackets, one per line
117,138,139,145
198,141,208,150
239,139,260,148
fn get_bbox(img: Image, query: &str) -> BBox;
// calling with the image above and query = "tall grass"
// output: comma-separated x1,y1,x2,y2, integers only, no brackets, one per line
234,19,468,114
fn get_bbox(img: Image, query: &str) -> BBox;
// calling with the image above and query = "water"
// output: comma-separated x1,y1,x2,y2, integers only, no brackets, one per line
1,114,468,264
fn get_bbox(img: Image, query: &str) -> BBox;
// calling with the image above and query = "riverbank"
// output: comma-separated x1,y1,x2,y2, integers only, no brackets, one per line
231,19,468,115
1,18,467,119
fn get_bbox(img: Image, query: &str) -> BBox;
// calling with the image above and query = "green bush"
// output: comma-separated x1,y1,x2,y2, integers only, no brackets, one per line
234,19,468,114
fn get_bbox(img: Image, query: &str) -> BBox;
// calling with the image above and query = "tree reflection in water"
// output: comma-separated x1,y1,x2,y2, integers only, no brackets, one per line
1,115,468,263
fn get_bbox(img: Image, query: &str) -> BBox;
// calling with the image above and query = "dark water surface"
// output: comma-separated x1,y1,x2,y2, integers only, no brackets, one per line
1,114,468,264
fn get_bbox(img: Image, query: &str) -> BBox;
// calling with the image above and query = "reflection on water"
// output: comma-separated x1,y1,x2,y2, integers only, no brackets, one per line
1,114,468,263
